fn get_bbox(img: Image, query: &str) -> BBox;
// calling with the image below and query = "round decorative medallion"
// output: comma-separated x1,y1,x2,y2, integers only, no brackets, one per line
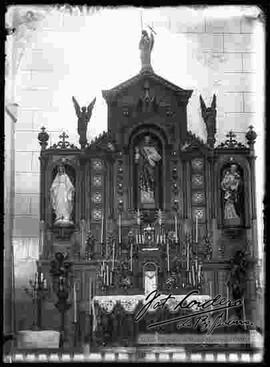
92,175,102,187
192,191,205,204
193,207,205,220
92,192,102,203
92,209,102,221
191,158,204,170
192,174,204,187
92,159,103,170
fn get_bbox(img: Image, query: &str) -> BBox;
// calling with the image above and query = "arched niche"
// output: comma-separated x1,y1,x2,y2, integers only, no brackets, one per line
215,156,252,229
128,124,168,211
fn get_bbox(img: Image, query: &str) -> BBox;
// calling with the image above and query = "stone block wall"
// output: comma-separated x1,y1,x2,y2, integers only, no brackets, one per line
10,6,264,330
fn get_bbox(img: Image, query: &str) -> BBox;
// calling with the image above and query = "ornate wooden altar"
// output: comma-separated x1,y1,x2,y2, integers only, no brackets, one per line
36,30,258,349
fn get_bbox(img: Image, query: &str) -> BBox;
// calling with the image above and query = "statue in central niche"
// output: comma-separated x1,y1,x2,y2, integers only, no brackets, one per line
135,135,161,207
139,29,154,72
50,164,75,226
221,163,242,226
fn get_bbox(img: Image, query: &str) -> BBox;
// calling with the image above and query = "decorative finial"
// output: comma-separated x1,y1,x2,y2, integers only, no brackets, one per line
139,29,154,73
38,126,49,150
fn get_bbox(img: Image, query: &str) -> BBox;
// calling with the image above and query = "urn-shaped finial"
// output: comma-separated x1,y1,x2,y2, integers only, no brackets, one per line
246,125,257,147
38,126,49,150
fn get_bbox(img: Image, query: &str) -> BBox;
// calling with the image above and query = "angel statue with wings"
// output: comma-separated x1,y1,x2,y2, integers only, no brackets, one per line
72,96,96,148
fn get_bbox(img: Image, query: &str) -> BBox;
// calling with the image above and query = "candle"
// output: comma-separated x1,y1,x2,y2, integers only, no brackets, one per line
226,285,229,321
209,281,212,297
137,209,140,225
89,279,92,315
198,264,202,281
192,264,195,287
73,283,77,323
101,214,104,243
44,279,47,288
118,214,121,243
107,265,109,286
242,297,247,330
158,209,162,226
167,241,170,272
175,215,178,242
110,270,112,285
187,242,189,270
130,242,133,271
195,215,198,243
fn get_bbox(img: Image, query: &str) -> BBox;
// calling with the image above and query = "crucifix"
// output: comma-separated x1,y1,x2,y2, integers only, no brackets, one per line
59,131,69,144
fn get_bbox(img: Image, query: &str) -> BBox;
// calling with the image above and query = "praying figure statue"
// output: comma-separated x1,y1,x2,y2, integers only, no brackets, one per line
139,29,154,72
50,164,75,226
72,96,96,148
221,164,242,226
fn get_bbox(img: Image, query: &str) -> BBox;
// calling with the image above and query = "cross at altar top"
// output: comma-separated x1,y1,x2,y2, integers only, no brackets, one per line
139,29,155,73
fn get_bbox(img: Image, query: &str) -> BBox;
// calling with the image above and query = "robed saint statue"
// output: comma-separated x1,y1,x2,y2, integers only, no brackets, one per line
50,164,75,226
135,135,161,207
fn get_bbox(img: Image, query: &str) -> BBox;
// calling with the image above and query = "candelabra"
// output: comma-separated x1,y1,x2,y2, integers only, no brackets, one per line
49,252,72,348
24,268,48,330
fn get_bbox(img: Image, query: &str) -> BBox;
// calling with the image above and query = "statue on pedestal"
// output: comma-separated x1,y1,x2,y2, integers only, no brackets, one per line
139,29,154,73
50,164,75,226
72,96,96,148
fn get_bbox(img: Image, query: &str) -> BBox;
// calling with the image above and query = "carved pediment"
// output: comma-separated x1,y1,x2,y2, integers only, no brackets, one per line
102,72,192,105
88,130,116,152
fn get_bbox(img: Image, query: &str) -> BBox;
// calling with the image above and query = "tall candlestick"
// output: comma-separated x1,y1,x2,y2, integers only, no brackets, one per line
118,214,121,243
175,215,178,242
130,242,133,272
195,215,198,243
167,241,170,272
73,283,77,323
101,215,104,243
89,279,92,315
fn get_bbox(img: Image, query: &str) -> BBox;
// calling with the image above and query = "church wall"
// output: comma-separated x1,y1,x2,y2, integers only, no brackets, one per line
10,7,264,331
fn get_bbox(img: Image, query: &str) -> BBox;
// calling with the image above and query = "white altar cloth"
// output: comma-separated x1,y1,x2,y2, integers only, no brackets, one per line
93,293,210,313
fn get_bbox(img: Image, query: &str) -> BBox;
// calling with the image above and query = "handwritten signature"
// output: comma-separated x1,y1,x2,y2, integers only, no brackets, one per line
135,290,253,333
